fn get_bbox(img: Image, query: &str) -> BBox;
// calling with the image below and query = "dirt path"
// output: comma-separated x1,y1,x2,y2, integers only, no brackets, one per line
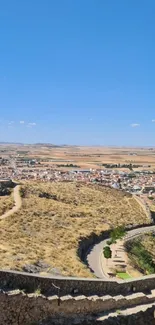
0,185,22,220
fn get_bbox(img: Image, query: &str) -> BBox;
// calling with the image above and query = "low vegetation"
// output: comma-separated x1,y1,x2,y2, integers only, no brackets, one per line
107,226,126,245
126,233,155,275
0,182,150,277
56,164,80,168
0,192,14,216
116,272,132,280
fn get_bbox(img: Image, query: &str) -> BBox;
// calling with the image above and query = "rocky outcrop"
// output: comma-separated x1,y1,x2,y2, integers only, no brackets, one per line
22,260,51,274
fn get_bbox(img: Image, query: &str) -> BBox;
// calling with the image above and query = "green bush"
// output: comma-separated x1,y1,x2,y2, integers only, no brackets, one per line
107,239,113,246
110,226,126,243
103,246,112,259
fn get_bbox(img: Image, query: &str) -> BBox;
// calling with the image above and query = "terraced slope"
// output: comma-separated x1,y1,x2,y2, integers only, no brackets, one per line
0,182,150,277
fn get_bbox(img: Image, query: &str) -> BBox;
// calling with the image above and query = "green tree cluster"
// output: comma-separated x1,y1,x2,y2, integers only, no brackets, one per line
108,226,126,245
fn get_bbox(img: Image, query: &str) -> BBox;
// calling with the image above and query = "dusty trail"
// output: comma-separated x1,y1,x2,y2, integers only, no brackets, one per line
0,185,22,220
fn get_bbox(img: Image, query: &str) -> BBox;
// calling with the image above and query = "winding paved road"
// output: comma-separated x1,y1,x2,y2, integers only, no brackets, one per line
87,225,155,279
0,185,22,220
1,184,155,281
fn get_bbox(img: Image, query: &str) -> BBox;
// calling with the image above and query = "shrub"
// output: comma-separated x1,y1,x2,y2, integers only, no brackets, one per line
103,246,112,259
110,226,126,243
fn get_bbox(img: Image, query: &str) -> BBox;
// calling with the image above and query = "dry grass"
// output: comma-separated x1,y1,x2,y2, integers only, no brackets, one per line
150,204,155,212
140,233,155,262
0,182,150,277
0,193,14,216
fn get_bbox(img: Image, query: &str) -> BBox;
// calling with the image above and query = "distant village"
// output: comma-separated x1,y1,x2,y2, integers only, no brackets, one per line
0,156,155,199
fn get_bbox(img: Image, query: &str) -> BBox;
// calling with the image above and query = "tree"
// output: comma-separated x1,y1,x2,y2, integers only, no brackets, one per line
103,246,112,264
110,226,126,243
129,163,133,171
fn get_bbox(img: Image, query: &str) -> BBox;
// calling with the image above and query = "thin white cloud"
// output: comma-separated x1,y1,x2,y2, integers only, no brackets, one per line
26,122,37,128
28,122,36,126
130,123,140,128
152,119,155,122
20,121,25,124
8,121,14,125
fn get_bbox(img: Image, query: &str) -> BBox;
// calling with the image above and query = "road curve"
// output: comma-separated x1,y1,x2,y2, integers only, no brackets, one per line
0,185,22,220
87,225,155,279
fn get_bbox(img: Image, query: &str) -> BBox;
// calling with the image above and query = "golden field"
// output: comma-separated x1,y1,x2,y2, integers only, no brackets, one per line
1,144,155,169
0,182,150,277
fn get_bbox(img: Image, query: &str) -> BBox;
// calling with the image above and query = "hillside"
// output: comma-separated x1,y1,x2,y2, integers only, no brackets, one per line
0,182,150,277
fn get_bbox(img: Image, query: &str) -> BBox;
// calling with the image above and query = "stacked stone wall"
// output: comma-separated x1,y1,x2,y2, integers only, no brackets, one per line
1,270,155,296
0,289,155,325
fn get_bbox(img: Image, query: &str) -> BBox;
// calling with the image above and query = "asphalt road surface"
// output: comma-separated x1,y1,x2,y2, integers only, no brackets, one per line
87,225,155,279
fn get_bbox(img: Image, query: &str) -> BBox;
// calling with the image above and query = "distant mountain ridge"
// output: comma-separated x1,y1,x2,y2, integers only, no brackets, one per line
0,142,73,147
0,142,23,145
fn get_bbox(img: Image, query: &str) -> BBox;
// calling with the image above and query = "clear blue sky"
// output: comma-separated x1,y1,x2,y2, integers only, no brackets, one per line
0,0,155,146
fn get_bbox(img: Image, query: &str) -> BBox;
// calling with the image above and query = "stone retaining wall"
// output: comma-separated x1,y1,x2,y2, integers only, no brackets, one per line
37,306,155,325
0,179,15,188
0,270,155,296
0,289,155,325
99,306,155,325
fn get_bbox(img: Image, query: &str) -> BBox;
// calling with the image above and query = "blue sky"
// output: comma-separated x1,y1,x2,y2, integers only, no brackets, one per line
0,0,155,146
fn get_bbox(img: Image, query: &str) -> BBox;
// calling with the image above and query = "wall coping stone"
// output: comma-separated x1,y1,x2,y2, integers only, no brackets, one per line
0,268,155,283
